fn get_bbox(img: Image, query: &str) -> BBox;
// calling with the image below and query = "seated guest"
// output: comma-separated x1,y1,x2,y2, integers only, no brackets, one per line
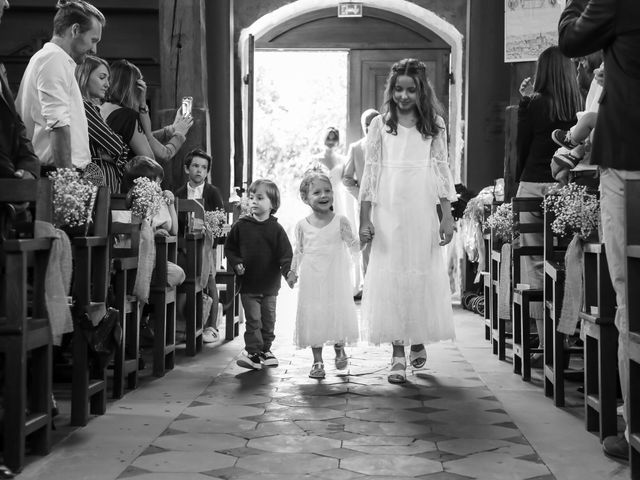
75,55,129,193
101,59,193,165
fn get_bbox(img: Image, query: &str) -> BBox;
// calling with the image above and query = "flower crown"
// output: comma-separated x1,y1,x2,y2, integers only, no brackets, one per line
392,59,426,74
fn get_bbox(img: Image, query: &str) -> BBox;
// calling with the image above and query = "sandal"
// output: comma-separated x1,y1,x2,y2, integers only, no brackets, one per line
388,356,406,384
0,465,15,479
409,345,427,369
309,362,326,379
334,345,348,370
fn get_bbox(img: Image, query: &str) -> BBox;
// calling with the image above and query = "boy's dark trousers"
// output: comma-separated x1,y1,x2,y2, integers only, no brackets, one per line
240,293,276,354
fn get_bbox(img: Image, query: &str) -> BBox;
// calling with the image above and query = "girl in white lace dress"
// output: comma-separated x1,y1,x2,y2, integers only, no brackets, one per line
359,58,457,384
290,171,361,379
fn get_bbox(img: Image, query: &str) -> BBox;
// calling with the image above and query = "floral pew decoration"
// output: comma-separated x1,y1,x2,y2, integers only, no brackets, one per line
41,169,98,345
543,183,600,335
486,202,515,322
199,208,230,292
129,177,165,304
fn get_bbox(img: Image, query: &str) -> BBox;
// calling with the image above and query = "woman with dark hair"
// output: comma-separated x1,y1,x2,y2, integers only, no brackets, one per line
515,45,583,359
75,55,129,193
100,59,193,165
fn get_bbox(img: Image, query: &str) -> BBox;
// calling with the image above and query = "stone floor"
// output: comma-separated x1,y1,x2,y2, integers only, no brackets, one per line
14,291,630,479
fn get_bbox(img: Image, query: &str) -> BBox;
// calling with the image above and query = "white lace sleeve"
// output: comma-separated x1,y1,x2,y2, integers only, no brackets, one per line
359,115,383,204
431,116,457,203
291,221,304,274
339,215,361,253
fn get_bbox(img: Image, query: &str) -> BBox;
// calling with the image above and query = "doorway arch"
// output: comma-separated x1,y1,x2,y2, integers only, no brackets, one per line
239,0,464,182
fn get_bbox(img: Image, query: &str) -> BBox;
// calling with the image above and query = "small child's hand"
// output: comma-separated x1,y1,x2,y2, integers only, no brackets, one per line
234,263,245,276
162,190,175,204
286,270,298,288
359,221,375,243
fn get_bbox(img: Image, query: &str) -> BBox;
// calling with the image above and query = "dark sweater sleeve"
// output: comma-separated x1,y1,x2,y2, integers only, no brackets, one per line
276,225,293,277
558,0,616,58
516,96,533,182
224,223,243,269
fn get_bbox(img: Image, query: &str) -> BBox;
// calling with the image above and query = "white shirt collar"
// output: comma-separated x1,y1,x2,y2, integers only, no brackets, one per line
187,182,205,199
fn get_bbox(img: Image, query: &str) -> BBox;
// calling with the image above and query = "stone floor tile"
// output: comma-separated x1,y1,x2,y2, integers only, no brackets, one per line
151,432,246,452
182,403,265,419
418,472,475,479
274,394,348,409
343,418,432,437
310,468,365,479
437,438,514,456
430,423,518,440
340,453,443,476
170,417,257,435
247,406,345,422
345,395,424,410
343,434,418,446
131,450,235,473
247,434,341,453
427,409,511,425
315,447,364,459
295,419,346,434
345,439,437,455
236,452,338,473
444,452,551,480
119,474,219,480
346,407,430,422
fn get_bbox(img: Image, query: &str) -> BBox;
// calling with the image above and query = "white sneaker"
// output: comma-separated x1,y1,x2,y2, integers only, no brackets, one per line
260,350,279,367
202,327,219,343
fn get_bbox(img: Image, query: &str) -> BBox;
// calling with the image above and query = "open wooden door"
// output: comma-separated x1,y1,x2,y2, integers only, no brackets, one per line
347,49,451,146
243,34,255,190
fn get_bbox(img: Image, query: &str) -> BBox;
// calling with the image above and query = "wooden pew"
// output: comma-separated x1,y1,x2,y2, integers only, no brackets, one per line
488,201,507,359
625,179,640,476
176,198,205,356
0,179,53,472
511,197,544,381
580,240,617,440
69,186,111,426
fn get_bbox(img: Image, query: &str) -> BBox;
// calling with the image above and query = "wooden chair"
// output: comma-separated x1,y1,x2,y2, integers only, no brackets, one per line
109,194,141,399
625,179,640,476
580,241,618,441
488,201,508,359
70,186,110,426
482,230,491,340
176,198,205,356
0,178,53,472
543,205,581,407
511,197,544,381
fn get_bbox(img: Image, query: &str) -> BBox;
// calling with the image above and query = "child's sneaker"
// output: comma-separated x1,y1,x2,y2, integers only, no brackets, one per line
237,351,262,370
260,350,279,367
202,327,219,344
552,150,580,170
551,129,578,149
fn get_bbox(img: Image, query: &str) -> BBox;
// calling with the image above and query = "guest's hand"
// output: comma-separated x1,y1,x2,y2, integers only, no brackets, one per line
439,214,454,246
162,190,175,204
135,78,148,105
155,228,170,238
359,220,374,243
13,169,35,180
519,76,534,97
235,263,245,276
594,67,605,87
173,110,194,137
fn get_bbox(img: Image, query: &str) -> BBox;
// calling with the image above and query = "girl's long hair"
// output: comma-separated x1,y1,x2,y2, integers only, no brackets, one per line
75,55,109,100
533,46,583,122
381,58,444,138
108,59,142,110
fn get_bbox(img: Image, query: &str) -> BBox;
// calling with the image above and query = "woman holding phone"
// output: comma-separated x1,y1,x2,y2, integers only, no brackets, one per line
101,59,193,167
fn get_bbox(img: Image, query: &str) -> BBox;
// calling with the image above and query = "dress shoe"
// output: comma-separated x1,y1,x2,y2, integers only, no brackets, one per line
603,435,629,461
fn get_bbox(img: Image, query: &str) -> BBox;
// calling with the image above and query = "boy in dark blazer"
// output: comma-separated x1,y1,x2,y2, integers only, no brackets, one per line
175,148,225,342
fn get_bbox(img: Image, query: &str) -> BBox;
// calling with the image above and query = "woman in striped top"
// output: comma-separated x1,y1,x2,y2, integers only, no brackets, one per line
75,56,129,193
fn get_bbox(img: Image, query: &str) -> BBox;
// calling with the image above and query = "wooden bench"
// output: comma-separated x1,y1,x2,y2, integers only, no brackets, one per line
0,178,53,472
511,197,544,381
70,186,110,426
488,201,508,359
625,179,640,475
580,241,618,441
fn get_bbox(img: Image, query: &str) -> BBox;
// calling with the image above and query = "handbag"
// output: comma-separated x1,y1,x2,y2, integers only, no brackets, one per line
76,307,122,370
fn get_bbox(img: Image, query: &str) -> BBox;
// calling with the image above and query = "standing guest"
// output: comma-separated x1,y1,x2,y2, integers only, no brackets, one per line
175,148,225,343
515,45,582,362
559,0,640,461
225,179,293,370
342,108,379,279
75,55,129,193
101,59,193,164
358,58,456,384
15,0,105,173
289,171,360,379
0,0,39,181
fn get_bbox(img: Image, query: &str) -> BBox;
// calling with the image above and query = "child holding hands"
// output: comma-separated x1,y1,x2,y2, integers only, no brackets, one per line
289,171,360,379
224,179,294,370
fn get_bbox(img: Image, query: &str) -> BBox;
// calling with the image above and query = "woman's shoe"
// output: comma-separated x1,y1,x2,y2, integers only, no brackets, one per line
309,362,326,379
409,345,427,369
334,345,348,370
388,356,406,384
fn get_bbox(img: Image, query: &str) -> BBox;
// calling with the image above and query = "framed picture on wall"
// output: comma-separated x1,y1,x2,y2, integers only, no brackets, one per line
504,0,566,63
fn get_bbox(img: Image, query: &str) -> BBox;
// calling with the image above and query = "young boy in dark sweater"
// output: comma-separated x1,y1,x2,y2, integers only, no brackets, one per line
225,179,295,369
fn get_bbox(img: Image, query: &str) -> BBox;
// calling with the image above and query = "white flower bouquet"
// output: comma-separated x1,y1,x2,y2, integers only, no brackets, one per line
543,183,600,240
130,177,163,221
485,202,513,244
203,208,229,238
49,168,97,229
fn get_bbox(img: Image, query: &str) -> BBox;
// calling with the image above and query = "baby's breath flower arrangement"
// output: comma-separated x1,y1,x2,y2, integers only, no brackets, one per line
130,177,163,221
485,203,513,244
49,168,97,229
238,195,251,218
543,183,600,240
203,208,229,238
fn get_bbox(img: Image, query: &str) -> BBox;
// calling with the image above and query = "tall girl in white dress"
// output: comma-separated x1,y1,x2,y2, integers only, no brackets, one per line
290,172,361,379
359,58,457,384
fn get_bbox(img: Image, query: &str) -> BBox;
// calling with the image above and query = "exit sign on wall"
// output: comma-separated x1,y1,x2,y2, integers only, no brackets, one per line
338,3,363,17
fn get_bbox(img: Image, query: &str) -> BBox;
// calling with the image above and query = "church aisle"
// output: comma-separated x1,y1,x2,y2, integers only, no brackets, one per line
16,306,628,480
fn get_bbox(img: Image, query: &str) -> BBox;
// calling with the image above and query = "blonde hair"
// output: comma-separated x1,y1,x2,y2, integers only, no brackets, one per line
299,170,332,202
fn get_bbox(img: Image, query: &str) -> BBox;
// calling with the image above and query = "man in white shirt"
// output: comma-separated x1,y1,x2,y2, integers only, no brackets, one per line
15,0,105,171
